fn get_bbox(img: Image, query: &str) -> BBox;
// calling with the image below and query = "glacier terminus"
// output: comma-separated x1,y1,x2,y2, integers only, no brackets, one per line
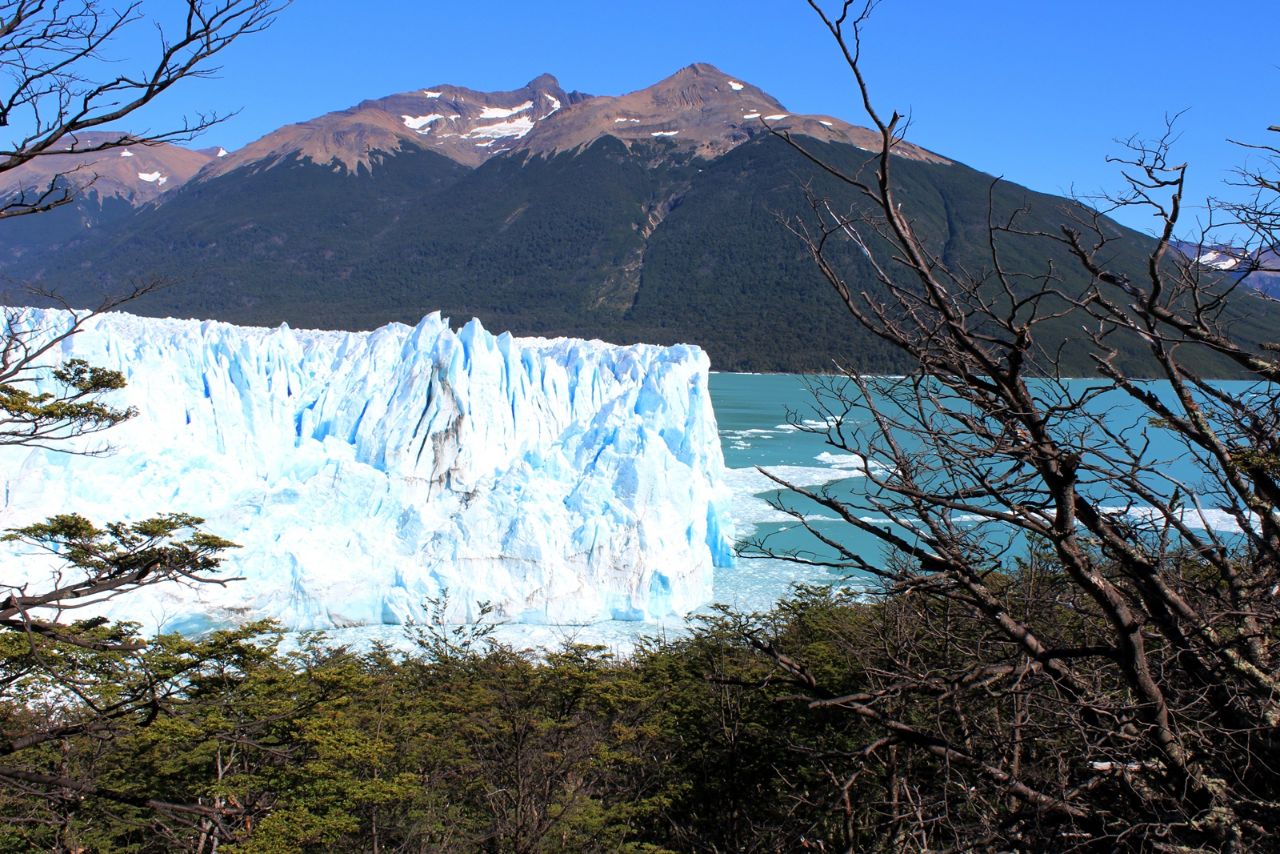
0,309,735,635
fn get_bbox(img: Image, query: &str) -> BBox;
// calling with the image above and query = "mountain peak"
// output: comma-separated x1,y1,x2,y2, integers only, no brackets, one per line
508,64,788,160
673,61,725,76
525,72,560,89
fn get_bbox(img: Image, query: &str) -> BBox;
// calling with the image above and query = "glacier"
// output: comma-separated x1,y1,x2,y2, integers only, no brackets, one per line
0,308,734,634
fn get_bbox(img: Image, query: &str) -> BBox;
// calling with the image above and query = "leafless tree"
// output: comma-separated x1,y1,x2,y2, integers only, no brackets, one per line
0,0,286,218
743,1,1280,850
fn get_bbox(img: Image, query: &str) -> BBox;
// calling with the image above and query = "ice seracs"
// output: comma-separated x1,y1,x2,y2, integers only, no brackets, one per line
0,309,733,635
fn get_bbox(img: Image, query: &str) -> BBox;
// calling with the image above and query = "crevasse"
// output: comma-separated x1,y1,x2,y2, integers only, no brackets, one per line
0,309,734,634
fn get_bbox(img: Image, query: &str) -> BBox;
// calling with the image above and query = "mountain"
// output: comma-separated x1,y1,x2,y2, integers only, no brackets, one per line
0,308,730,632
200,73,582,175
0,130,215,206
1,64,1275,375
1174,240,1280,299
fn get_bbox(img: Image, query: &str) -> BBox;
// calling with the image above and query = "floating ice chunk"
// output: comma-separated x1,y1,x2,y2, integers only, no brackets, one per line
814,451,878,472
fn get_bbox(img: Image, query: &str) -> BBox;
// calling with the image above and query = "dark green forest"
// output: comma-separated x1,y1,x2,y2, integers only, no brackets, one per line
8,134,1276,375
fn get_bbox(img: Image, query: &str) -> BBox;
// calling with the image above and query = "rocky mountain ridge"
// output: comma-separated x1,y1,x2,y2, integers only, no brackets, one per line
1,63,944,203
0,131,217,207
208,62,945,178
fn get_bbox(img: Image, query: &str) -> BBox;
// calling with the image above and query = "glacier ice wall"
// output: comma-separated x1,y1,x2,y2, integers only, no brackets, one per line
0,309,733,634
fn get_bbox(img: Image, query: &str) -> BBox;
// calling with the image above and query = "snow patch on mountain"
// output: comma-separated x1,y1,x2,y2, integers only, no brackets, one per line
402,113,447,130
137,171,166,185
0,309,733,635
1197,250,1240,270
479,100,533,119
465,117,536,140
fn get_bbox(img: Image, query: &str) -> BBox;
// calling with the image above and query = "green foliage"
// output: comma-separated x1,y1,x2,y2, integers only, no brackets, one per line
0,586,983,852
0,357,135,444
6,563,1268,851
4,512,235,576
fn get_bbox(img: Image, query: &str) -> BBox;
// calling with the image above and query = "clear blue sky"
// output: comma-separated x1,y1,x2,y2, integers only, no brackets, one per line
125,0,1277,234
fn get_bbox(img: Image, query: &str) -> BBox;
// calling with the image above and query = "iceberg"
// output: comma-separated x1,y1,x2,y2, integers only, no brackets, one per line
0,309,734,634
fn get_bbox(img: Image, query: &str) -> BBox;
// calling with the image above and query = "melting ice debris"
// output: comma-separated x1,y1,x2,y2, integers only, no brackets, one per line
0,309,734,635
